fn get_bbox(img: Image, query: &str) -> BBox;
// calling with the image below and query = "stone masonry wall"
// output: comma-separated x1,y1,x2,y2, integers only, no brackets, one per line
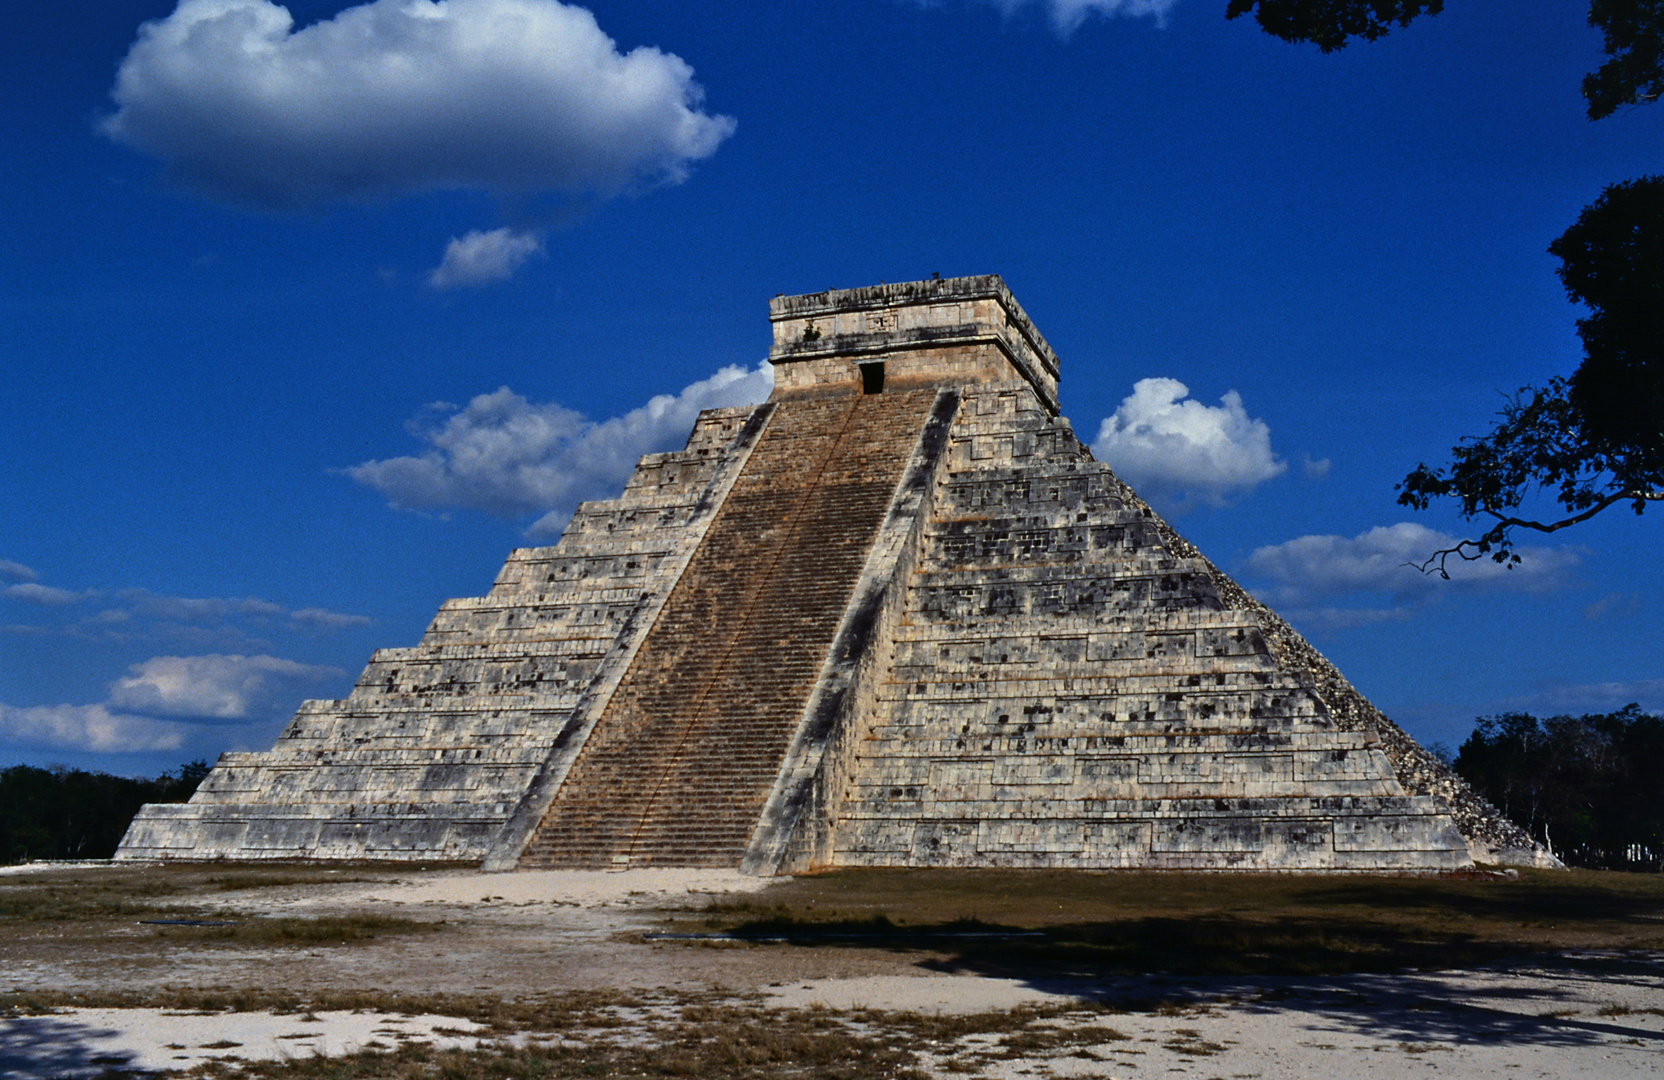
1100,485,1553,866
821,382,1472,871
116,407,767,862
119,272,1526,874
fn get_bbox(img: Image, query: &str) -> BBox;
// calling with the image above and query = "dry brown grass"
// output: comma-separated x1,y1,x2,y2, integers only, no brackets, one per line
688,866,1664,976
151,914,443,945
2,987,1141,1079
147,994,1136,1080
0,987,643,1030
0,863,442,948
0,863,406,922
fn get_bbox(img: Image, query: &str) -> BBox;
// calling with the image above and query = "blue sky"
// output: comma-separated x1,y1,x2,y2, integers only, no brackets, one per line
2,0,1659,775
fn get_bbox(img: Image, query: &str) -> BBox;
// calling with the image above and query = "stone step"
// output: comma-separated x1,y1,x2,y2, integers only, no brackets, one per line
518,389,940,869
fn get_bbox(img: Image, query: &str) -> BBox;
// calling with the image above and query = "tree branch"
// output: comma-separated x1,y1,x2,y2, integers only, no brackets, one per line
1409,489,1662,578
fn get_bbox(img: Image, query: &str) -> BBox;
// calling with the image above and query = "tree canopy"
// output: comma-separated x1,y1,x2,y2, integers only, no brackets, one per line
1397,178,1663,574
1230,1,1664,569
1454,705,1664,869
1226,0,1664,121
1224,1,1442,53
1552,176,1664,471
0,761,207,863
1585,0,1664,119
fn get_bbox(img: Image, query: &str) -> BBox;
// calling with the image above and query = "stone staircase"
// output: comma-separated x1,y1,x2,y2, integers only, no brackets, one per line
517,389,940,868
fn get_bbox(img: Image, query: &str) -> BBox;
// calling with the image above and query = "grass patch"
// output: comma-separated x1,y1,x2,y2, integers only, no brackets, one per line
1599,1004,1664,1018
162,995,1137,1080
152,914,442,945
0,864,446,962
202,871,382,892
685,867,1664,976
0,863,406,924
1,988,1141,1078
0,987,647,1033
0,877,187,921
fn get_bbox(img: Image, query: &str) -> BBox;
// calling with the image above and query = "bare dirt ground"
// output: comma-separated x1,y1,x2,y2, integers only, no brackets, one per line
2,863,1662,1078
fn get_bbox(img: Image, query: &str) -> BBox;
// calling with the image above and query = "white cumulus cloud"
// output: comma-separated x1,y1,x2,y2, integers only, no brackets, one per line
429,227,545,289
101,0,736,207
1091,377,1286,511
0,703,187,753
108,654,345,720
347,361,774,534
982,0,1175,34
0,650,351,755
1246,522,1580,607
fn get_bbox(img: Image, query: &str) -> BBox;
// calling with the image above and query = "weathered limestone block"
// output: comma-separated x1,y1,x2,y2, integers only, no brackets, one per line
807,374,1473,873
119,275,1530,872
116,408,771,862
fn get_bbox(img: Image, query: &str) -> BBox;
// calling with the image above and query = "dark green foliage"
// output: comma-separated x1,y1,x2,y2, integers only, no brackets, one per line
1397,179,1663,573
1223,0,1443,52
1395,375,1660,572
1551,175,1664,473
1454,705,1664,869
1586,0,1664,119
1226,0,1664,123
0,760,208,862
1231,3,1664,562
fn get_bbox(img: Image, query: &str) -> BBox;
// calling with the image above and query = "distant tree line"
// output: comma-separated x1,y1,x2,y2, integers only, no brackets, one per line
1452,704,1664,870
0,761,209,863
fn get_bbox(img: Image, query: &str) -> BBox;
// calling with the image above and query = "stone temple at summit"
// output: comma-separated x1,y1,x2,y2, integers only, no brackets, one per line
118,275,1548,873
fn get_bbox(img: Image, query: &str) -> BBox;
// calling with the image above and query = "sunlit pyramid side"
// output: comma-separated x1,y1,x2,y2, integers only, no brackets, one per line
120,275,1549,872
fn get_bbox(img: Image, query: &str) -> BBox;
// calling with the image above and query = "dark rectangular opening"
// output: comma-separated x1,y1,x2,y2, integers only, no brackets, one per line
860,362,885,395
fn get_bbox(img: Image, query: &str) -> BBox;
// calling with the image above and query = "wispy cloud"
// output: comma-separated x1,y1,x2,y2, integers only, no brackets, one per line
109,654,344,721
0,560,38,582
289,608,374,630
429,227,545,289
347,361,775,535
973,0,1176,35
1242,522,1580,631
100,0,736,208
1274,605,1418,632
1497,679,1664,717
5,583,90,605
1246,523,1579,606
0,574,369,648
1091,377,1286,512
1584,591,1644,621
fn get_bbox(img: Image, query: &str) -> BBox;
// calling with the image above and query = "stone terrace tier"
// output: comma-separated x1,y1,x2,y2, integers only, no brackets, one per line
119,274,1533,871
116,407,770,861
794,383,1471,871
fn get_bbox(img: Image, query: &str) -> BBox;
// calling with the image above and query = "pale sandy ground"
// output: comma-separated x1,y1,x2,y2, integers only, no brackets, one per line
3,865,1661,1077
764,966,1664,1078
0,1009,489,1078
301,866,779,908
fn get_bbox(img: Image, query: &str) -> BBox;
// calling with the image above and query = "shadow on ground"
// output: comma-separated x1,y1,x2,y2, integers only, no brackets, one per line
0,1014,140,1079
708,870,1664,1052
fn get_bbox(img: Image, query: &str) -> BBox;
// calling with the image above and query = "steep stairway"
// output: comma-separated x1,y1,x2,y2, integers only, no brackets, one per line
517,389,940,868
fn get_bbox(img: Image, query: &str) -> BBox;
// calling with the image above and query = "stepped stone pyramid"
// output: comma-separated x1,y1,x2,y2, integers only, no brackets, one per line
119,275,1547,872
